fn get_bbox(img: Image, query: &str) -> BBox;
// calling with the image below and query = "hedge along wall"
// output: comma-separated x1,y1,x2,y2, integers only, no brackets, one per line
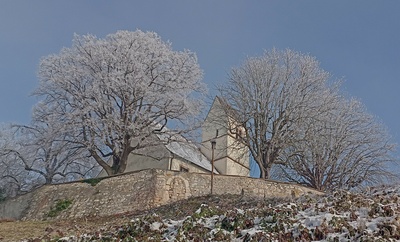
0,169,323,221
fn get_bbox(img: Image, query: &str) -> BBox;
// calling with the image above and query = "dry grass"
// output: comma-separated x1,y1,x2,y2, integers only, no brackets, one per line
0,215,131,241
0,220,51,242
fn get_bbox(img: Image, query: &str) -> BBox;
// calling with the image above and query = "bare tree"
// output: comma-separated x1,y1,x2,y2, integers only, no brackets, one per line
0,124,39,196
0,147,37,198
0,122,99,196
219,49,337,179
33,30,206,175
275,97,397,191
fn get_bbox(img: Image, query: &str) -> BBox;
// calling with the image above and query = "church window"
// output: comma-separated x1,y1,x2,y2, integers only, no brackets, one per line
180,166,189,172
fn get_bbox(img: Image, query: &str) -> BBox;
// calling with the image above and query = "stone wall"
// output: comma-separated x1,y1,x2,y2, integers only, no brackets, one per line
0,169,323,221
0,191,34,220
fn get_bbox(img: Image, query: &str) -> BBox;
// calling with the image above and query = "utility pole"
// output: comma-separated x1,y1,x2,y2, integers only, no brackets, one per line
210,140,216,195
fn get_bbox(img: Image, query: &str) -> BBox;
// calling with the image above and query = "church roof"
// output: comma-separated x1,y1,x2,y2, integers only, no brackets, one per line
165,140,219,174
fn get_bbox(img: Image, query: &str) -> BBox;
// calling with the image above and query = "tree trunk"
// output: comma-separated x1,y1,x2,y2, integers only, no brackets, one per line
90,150,115,176
45,175,52,185
259,149,274,179
114,148,131,174
259,167,266,179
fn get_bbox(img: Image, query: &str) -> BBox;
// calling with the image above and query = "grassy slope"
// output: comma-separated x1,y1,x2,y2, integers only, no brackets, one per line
0,194,269,241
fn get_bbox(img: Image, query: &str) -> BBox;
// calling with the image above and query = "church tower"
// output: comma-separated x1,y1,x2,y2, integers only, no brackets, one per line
200,97,250,176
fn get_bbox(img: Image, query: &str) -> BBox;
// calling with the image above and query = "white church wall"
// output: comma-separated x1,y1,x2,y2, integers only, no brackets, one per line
169,157,209,174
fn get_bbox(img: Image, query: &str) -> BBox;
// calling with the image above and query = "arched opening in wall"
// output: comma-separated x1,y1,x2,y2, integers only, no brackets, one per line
167,177,189,202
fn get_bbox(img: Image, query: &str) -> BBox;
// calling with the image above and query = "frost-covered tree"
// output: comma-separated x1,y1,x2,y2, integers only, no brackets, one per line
0,124,37,196
218,49,338,179
33,30,206,175
0,122,98,196
275,97,397,191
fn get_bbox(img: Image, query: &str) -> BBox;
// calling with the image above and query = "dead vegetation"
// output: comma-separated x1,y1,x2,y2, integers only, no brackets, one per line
0,194,277,241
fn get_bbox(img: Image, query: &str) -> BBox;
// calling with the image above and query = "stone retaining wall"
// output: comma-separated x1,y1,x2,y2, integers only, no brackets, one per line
0,169,323,221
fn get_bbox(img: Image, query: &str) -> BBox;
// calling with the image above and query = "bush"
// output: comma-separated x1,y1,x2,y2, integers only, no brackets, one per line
47,199,73,218
81,177,105,186
0,188,7,203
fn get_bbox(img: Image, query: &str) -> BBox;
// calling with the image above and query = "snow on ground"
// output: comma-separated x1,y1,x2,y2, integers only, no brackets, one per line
48,185,400,241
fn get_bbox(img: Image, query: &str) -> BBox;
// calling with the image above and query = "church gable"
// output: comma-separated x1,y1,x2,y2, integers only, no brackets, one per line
200,96,250,177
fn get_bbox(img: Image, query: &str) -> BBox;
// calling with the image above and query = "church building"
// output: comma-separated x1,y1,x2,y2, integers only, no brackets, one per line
99,97,250,177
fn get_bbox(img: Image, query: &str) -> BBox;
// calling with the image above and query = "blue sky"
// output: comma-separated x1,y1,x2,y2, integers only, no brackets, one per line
1,1,399,172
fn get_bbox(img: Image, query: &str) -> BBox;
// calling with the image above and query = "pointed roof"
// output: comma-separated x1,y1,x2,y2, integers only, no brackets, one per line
156,132,218,174
165,141,218,174
215,96,241,121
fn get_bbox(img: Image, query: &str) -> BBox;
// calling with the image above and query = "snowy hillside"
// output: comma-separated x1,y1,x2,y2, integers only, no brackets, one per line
34,186,400,241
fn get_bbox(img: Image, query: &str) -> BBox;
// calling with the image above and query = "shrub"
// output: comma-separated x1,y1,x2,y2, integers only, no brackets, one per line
0,188,6,203
81,177,104,186
47,199,73,218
